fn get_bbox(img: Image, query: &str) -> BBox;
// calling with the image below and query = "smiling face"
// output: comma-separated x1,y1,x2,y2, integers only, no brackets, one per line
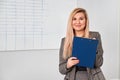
72,12,86,33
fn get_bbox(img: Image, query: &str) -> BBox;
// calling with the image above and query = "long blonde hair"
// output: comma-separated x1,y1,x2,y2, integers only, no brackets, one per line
63,8,89,59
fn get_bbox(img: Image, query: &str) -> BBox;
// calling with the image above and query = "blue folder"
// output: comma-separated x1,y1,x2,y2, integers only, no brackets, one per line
72,37,98,68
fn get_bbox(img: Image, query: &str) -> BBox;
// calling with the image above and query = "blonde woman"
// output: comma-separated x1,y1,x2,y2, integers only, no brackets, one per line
59,8,105,80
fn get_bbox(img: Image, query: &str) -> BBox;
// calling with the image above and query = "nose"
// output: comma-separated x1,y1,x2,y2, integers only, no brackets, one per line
76,20,80,24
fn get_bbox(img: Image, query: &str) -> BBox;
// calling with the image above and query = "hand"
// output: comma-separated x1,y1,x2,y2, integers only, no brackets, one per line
66,57,79,69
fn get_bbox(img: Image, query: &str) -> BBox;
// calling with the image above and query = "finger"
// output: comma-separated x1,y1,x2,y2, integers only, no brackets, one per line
73,60,79,65
71,57,78,60
92,37,96,40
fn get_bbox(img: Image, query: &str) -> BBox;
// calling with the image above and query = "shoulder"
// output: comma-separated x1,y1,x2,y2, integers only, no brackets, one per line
90,31,100,36
89,31,101,39
60,37,65,45
90,31,100,35
61,37,65,41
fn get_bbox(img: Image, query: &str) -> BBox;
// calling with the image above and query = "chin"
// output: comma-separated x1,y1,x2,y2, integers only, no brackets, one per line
75,28,85,31
75,28,82,31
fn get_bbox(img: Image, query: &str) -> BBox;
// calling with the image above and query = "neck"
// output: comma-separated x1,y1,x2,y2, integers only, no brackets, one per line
75,30,85,37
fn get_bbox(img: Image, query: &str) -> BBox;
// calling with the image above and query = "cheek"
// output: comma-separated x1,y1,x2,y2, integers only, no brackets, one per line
82,23,86,27
81,20,86,24
72,21,75,25
72,23,76,29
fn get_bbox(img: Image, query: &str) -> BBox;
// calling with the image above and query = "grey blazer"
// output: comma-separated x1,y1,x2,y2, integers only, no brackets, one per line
59,32,106,80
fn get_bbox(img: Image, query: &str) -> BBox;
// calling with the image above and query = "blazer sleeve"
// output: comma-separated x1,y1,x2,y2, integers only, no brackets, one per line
59,38,72,75
94,32,104,68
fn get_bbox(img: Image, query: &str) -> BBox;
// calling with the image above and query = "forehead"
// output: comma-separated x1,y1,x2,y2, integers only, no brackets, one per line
73,12,85,17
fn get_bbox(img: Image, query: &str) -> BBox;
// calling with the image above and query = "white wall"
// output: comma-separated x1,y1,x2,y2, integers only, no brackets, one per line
0,50,64,80
77,0,120,80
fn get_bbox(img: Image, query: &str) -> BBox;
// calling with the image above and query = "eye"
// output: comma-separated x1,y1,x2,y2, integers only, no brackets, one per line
72,18,76,20
80,17,84,20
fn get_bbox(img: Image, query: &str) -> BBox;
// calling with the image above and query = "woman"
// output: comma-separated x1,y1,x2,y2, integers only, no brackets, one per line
59,8,105,80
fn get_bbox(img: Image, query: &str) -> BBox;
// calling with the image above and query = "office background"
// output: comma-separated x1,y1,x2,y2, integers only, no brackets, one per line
0,0,119,80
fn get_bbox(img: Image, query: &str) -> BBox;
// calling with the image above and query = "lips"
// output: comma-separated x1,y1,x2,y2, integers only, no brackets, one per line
75,25,81,27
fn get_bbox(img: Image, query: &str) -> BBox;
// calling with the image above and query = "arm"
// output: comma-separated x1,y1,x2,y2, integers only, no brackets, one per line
94,32,104,68
59,38,72,75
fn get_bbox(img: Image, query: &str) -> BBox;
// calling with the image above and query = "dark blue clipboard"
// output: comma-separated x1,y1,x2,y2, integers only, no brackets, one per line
72,37,98,68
